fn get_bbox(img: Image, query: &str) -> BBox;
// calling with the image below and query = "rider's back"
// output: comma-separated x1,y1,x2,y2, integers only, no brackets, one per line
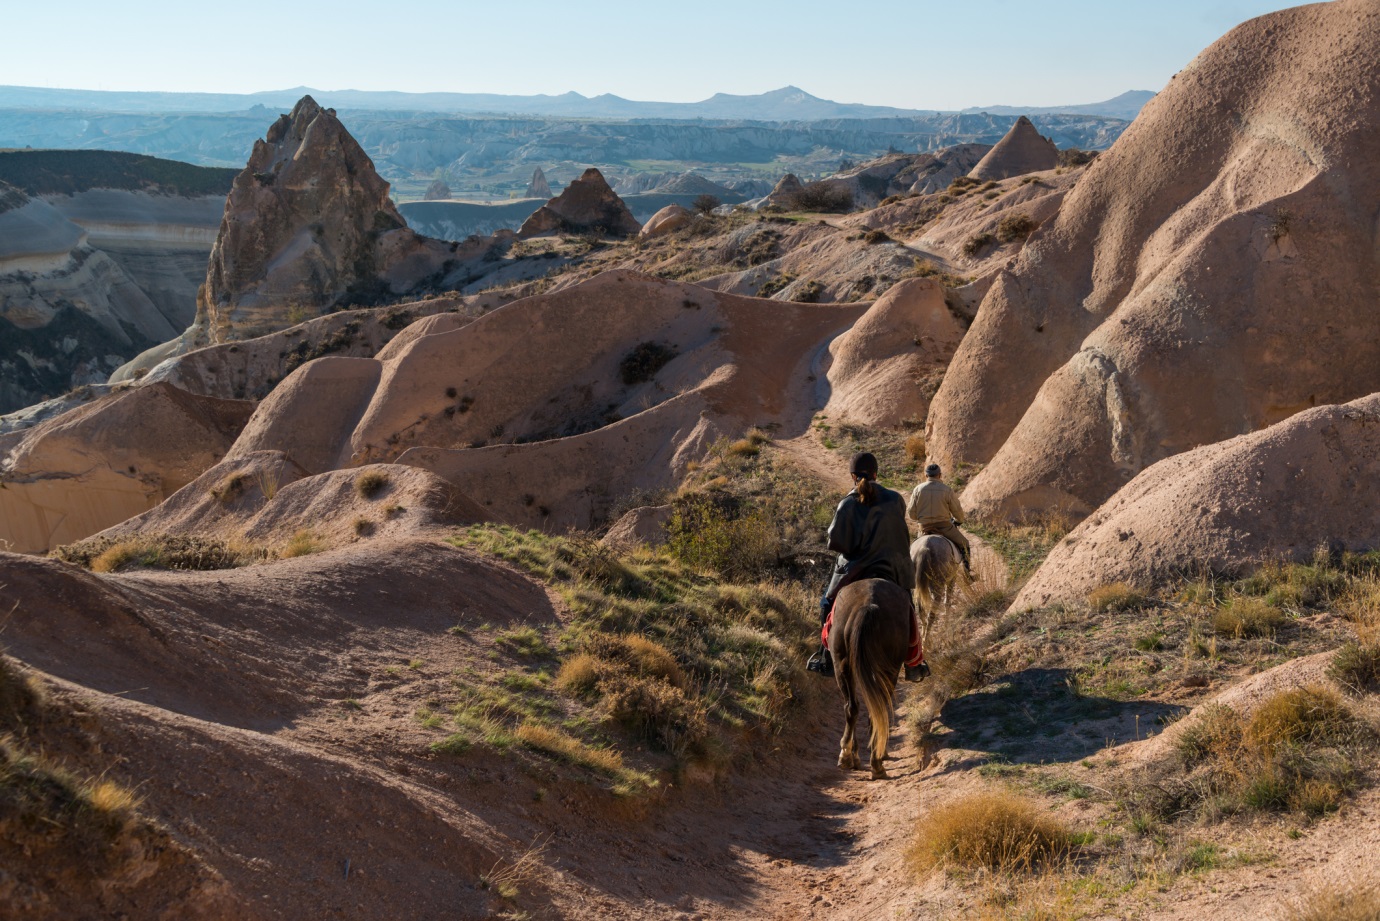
828,485,915,592
907,479,963,527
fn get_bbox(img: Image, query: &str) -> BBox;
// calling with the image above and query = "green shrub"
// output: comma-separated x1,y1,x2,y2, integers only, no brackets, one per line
619,341,678,385
996,213,1037,243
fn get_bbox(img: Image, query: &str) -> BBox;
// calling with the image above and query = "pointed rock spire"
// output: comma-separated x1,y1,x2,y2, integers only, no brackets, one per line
967,116,1059,181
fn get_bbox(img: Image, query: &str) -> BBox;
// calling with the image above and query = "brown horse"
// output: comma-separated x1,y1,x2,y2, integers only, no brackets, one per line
911,534,962,643
827,578,912,779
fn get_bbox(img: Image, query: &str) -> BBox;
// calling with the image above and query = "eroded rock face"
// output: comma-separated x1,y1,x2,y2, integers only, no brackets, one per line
761,173,804,209
967,116,1058,181
823,279,966,428
191,96,474,345
1014,394,1380,609
516,168,640,238
0,382,254,553
929,0,1380,521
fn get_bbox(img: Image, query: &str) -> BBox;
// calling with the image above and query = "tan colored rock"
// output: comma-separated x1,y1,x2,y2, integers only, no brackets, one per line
761,173,804,209
227,357,383,474
640,204,693,238
1014,394,1380,610
191,96,486,346
0,382,253,552
930,1,1380,521
517,168,640,238
602,505,673,549
967,116,1058,181
823,279,965,427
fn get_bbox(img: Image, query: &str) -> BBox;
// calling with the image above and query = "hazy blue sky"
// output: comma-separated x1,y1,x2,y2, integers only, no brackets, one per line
4,0,1304,109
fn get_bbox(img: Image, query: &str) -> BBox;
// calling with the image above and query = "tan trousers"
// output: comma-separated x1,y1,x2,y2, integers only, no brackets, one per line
921,522,970,566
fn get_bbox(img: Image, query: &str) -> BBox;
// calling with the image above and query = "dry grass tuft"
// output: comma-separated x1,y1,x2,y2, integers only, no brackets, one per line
904,432,927,463
908,792,1074,873
1087,582,1146,613
1168,685,1368,817
1212,597,1287,637
70,535,270,573
355,469,389,499
514,723,623,775
208,471,248,504
353,517,375,537
1330,638,1380,695
1283,878,1380,921
281,530,325,558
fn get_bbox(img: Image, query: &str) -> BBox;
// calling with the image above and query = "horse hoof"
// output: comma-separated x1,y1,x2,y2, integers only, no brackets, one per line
871,768,889,780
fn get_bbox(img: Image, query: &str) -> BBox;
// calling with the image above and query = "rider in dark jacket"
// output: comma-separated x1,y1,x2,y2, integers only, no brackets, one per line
809,452,919,678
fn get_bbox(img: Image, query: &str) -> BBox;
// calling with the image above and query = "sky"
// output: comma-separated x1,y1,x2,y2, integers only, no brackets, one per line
1,0,1305,109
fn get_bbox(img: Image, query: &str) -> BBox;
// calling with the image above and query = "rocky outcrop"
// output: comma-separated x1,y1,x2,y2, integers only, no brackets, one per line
929,0,1380,522
191,96,483,346
0,181,200,412
0,382,253,553
422,180,451,201
516,168,640,238
822,279,966,428
1014,394,1380,609
761,173,804,209
525,167,552,199
640,204,693,238
967,116,1058,181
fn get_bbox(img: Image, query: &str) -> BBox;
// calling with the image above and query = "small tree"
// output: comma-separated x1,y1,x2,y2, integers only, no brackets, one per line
692,194,720,215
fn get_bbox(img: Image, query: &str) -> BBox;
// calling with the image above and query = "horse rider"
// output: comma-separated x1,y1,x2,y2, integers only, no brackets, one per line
908,462,972,579
808,452,929,681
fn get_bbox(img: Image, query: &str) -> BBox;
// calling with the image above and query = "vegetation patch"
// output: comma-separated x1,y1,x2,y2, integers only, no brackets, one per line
447,524,818,779
619,341,679,385
907,791,1075,872
54,534,270,572
355,469,390,499
996,213,1038,243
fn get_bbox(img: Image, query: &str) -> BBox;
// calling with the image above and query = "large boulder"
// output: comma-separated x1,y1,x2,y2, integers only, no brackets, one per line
640,204,693,238
761,173,804,209
929,0,1380,522
967,116,1059,181
1015,394,1380,610
517,168,640,238
190,96,482,346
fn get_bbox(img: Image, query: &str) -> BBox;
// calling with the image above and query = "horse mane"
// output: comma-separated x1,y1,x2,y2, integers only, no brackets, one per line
855,475,876,505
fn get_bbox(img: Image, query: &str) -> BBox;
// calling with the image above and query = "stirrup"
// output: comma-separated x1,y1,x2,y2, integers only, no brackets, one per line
807,650,834,678
905,661,931,682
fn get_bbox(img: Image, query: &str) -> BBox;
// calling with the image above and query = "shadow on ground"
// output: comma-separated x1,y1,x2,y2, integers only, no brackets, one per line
937,667,1187,764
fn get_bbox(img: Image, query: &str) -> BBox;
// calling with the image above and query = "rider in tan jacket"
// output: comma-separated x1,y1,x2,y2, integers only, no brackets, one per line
907,463,972,577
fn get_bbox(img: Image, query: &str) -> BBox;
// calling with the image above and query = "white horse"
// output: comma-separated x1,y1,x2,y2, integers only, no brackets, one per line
910,534,962,642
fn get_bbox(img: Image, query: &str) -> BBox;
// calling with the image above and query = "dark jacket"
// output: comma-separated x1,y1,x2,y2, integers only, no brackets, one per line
826,484,915,593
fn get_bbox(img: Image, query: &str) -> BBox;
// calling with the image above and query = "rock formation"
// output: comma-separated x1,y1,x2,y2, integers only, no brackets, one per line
0,382,253,553
929,0,1380,521
191,96,480,346
1014,393,1380,609
525,167,552,199
822,279,966,427
0,164,228,412
640,204,693,238
761,173,804,209
422,179,451,201
966,116,1059,181
517,168,640,238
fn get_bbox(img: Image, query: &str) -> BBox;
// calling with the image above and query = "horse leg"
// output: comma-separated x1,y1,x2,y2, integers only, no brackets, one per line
837,668,860,770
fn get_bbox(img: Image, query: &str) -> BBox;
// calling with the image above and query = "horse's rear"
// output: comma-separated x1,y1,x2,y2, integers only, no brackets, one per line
827,578,911,779
912,534,961,639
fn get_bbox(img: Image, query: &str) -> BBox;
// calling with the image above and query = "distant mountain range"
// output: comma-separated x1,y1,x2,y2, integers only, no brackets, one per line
0,84,1155,122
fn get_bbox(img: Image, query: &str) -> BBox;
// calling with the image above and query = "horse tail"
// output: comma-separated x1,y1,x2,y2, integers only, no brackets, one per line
849,603,898,769
914,547,935,615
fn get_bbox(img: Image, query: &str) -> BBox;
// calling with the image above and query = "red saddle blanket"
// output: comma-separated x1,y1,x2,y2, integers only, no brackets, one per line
821,602,924,668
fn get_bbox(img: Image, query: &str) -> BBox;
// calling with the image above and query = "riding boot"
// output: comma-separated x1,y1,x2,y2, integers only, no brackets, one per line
807,645,834,677
905,660,931,681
